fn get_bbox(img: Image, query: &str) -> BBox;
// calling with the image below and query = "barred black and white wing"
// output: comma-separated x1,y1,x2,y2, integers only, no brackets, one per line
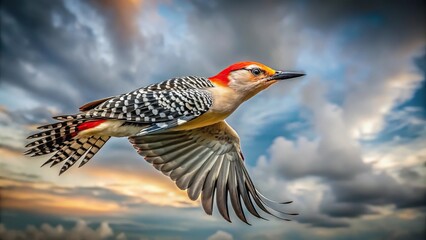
129,121,297,224
70,76,215,134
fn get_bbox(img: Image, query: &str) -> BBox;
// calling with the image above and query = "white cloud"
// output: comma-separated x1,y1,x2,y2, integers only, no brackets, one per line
254,80,367,181
116,232,127,240
97,221,114,239
0,220,118,240
207,230,233,240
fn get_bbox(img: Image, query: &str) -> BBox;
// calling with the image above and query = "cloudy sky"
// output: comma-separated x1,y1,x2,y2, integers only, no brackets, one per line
1,0,425,239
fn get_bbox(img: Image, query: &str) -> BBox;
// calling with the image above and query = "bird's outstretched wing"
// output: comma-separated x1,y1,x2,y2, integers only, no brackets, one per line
129,121,297,224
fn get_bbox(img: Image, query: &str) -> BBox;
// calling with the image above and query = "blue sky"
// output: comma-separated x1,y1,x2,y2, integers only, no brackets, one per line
0,0,425,239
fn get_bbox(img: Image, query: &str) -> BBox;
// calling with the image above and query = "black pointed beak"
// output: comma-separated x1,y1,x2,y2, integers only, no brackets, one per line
269,71,305,81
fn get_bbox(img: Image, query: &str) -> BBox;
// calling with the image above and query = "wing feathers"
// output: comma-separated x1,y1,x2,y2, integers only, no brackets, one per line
129,121,296,224
228,161,248,224
169,147,210,181
143,139,194,159
216,158,231,222
201,155,223,215
235,161,263,220
186,152,218,200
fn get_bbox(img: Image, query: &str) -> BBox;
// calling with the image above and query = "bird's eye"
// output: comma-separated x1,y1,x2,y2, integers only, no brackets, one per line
251,68,262,76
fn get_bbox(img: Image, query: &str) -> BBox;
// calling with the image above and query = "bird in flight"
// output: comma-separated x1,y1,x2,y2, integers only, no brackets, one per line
25,61,305,224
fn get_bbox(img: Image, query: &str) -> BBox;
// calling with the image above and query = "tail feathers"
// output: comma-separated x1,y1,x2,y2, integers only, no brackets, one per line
25,126,79,156
78,136,110,167
26,115,110,175
27,127,77,140
36,115,87,129
39,136,110,175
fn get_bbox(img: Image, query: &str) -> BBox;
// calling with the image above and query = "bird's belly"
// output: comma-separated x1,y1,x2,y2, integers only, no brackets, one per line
172,110,230,131
77,120,144,137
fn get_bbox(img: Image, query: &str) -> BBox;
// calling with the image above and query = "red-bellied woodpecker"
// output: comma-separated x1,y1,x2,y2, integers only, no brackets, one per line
25,61,305,224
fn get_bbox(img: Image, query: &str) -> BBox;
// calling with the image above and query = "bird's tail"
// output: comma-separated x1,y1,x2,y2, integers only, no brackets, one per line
25,115,110,175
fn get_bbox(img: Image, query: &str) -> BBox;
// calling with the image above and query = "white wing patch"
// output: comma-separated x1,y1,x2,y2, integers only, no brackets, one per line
136,116,193,136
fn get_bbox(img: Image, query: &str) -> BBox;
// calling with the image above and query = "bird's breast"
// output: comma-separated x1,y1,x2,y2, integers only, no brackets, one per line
173,86,243,131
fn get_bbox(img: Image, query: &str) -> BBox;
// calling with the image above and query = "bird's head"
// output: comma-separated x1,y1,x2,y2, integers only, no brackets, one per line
209,61,305,100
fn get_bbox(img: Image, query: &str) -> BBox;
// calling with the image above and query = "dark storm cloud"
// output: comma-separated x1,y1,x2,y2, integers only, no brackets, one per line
398,167,421,181
186,0,302,69
297,0,425,33
0,0,145,112
1,1,76,107
328,172,426,210
1,0,424,110
0,106,56,125
187,0,425,64
319,190,374,218
296,214,349,228
87,0,143,59
320,202,372,218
